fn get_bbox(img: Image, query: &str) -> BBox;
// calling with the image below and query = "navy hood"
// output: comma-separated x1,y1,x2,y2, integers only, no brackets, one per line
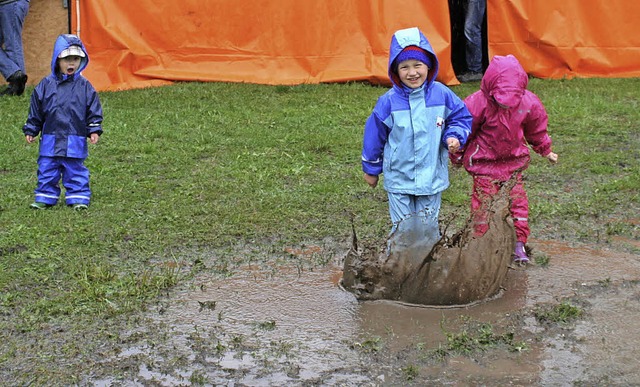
388,27,438,90
51,34,89,78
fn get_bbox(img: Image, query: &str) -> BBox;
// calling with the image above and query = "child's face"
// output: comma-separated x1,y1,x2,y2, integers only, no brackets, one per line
58,56,82,76
397,59,429,89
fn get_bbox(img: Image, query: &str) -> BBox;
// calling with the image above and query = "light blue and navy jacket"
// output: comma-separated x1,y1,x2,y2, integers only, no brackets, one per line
362,27,471,195
23,34,103,160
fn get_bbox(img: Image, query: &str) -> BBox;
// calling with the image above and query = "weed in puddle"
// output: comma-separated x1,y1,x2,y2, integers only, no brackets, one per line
352,335,383,353
534,252,550,267
401,364,420,381
534,301,583,325
256,319,277,331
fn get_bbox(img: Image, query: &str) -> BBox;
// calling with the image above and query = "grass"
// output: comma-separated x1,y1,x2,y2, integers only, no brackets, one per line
352,335,383,353
438,320,527,357
1,77,639,328
534,301,584,325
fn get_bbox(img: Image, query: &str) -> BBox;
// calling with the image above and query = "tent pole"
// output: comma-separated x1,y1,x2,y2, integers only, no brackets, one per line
66,0,71,33
75,0,81,37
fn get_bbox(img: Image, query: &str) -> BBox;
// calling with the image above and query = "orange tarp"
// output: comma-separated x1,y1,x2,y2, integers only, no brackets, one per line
74,0,457,91
73,1,640,92
487,1,640,79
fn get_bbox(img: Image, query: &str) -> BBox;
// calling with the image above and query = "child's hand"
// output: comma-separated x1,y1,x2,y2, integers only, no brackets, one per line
364,173,379,188
446,137,461,153
89,133,100,144
25,135,35,143
546,152,558,164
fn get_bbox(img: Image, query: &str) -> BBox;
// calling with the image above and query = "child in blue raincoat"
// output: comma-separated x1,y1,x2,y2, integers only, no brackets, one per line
23,34,103,210
362,27,472,253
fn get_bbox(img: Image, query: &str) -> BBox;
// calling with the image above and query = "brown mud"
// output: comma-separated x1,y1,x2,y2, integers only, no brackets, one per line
81,239,640,386
343,185,514,306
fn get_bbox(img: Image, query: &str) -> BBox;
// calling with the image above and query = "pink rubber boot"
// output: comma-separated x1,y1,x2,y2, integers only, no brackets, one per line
513,241,530,265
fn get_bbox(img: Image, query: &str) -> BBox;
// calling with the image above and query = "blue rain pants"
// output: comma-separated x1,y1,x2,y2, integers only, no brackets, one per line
34,156,91,206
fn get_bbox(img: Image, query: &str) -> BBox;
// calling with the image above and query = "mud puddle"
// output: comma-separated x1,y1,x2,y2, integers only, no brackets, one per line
91,240,640,385
526,240,640,385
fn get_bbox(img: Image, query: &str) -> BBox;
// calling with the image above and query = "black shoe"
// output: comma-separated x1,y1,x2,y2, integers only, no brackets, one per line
6,70,28,96
458,71,483,83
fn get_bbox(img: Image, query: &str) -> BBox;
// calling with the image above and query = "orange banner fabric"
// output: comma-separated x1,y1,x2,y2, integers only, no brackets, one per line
75,1,640,91
75,1,458,91
487,0,640,79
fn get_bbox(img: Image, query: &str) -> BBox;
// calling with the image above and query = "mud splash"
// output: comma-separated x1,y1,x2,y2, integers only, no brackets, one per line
342,186,515,306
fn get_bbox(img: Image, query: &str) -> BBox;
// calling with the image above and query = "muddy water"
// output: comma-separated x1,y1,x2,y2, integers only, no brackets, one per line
98,240,640,385
167,266,362,381
527,240,640,385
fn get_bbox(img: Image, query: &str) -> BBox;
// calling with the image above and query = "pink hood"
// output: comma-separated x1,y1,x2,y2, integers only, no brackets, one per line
481,55,528,108
457,55,552,180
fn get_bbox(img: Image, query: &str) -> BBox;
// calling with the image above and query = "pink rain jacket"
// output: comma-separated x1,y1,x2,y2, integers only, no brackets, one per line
456,55,552,181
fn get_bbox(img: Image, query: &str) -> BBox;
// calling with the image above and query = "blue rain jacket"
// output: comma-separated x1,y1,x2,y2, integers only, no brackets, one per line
23,34,103,159
362,27,471,195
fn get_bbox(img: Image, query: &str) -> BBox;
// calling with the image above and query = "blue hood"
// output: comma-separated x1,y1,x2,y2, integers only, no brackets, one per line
388,27,438,90
51,34,89,78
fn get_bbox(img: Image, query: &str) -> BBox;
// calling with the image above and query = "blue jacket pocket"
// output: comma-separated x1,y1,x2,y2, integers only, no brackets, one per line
66,135,88,159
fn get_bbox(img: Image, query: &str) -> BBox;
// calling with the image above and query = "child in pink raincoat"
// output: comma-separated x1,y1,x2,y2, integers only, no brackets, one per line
452,54,558,264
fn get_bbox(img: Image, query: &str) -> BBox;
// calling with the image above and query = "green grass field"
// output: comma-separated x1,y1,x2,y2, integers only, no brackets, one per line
1,78,639,327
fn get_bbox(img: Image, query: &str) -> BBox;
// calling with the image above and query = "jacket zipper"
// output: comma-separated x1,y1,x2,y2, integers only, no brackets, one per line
469,144,480,167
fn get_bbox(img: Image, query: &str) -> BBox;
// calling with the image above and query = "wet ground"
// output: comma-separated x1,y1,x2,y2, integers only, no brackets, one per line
86,239,640,386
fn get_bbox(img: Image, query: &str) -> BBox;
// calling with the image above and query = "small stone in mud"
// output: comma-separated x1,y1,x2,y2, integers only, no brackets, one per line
197,300,217,311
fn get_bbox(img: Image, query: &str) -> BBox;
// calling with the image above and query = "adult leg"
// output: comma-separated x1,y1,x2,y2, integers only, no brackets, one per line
61,158,91,206
0,2,21,79
0,0,29,95
464,0,485,73
34,156,62,206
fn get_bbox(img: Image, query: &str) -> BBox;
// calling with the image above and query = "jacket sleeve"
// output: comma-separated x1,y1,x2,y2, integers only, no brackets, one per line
523,93,552,156
442,88,472,147
361,103,390,176
22,83,45,137
85,82,104,136
462,91,486,146
450,92,484,165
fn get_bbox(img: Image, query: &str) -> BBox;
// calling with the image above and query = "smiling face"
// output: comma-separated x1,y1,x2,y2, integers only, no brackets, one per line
58,55,82,76
397,59,429,89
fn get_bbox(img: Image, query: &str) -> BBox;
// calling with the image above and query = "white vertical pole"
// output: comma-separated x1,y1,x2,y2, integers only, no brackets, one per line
75,0,81,37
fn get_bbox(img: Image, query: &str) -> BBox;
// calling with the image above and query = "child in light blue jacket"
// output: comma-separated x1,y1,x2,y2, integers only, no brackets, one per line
362,27,472,252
